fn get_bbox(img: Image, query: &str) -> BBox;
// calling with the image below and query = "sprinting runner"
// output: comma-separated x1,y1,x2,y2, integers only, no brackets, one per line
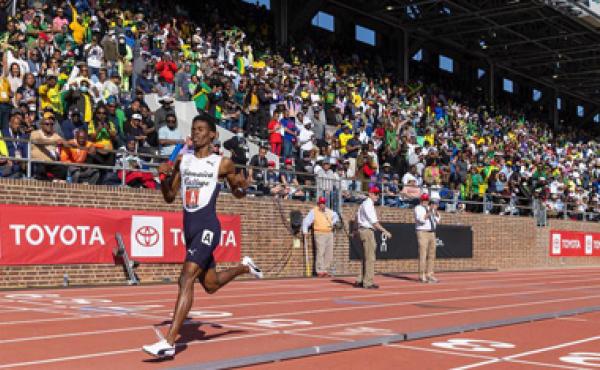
143,113,262,358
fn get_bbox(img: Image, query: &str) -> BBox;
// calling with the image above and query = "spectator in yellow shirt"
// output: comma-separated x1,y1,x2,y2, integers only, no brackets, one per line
338,125,354,155
38,74,62,115
69,3,86,45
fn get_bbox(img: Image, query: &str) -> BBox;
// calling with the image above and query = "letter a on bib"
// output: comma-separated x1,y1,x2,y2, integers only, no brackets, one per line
201,230,214,246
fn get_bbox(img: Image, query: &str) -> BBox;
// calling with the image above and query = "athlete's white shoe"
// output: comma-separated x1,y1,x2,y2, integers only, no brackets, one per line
242,256,263,279
142,339,175,358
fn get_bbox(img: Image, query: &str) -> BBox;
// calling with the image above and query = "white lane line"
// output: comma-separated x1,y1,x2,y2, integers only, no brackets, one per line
556,317,590,322
0,315,112,326
138,276,600,314
0,331,278,369
0,318,271,344
3,282,592,345
10,268,598,301
0,325,156,344
451,359,502,370
503,335,600,360
287,293,600,333
282,332,354,343
214,285,600,324
386,343,498,360
3,280,600,333
451,336,600,370
37,273,600,313
509,358,587,370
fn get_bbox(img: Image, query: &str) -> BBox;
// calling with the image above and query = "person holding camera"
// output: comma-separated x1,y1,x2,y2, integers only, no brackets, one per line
223,127,249,175
414,193,441,283
302,196,341,278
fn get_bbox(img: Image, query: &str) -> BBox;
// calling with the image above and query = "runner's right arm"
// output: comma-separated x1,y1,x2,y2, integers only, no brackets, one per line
159,159,181,203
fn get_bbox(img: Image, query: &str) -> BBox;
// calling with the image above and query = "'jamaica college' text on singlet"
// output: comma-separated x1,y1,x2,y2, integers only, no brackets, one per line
180,153,223,243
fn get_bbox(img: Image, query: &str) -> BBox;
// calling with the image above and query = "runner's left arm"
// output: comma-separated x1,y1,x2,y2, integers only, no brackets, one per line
220,157,249,199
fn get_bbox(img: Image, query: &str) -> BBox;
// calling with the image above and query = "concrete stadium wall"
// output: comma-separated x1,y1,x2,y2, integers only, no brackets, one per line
1,178,599,289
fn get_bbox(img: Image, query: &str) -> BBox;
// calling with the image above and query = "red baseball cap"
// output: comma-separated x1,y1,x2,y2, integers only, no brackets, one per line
318,196,326,204
369,186,381,195
285,158,293,165
268,160,275,167
420,193,430,201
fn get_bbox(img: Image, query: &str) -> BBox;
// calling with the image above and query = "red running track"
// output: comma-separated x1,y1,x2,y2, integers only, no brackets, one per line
0,268,600,369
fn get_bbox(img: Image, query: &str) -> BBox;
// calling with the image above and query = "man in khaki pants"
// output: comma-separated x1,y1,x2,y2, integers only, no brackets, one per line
414,193,441,283
302,197,340,277
355,187,392,289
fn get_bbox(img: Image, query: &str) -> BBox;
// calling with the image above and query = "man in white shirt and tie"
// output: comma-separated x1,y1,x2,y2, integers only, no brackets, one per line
355,187,392,289
414,193,441,283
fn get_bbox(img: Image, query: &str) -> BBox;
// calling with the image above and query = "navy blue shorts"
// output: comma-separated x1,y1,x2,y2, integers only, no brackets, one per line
184,225,221,270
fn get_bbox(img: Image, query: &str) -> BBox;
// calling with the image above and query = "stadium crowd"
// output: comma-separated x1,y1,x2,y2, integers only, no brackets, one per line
0,0,599,220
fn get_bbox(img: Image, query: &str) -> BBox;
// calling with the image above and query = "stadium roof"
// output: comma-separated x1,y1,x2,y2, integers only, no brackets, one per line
326,0,600,106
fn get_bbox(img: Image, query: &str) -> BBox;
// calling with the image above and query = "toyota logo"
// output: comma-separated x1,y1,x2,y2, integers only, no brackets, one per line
135,226,160,247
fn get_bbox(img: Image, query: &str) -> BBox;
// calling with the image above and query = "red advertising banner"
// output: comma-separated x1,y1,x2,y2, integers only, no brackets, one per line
549,230,600,257
0,205,241,265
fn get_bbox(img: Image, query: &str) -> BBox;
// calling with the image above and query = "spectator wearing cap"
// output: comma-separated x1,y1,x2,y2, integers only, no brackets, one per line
414,193,441,283
267,111,282,156
302,196,341,277
64,79,94,124
30,112,67,181
60,108,88,141
158,113,183,157
154,95,176,129
124,113,149,151
265,160,283,195
38,73,61,115
280,158,304,199
281,110,298,162
355,186,392,289
315,157,339,208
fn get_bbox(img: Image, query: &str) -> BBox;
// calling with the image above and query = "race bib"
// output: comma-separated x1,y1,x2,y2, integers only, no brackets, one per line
185,186,201,209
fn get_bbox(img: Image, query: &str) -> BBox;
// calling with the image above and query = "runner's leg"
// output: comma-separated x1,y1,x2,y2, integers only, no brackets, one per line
199,265,249,294
165,261,203,345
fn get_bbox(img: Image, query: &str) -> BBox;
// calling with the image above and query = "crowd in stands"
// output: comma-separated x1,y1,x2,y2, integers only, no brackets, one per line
0,0,598,221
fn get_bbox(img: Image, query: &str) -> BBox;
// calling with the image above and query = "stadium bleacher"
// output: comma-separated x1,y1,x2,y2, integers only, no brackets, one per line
0,0,598,221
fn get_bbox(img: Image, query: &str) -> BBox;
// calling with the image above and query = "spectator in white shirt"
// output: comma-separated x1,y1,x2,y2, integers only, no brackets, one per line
158,113,184,156
355,187,392,289
298,121,314,158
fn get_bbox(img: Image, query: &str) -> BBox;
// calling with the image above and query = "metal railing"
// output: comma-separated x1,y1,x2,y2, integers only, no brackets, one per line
1,136,598,223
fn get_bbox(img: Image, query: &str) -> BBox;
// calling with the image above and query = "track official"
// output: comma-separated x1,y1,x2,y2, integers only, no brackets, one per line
302,196,340,277
355,187,392,289
415,193,441,283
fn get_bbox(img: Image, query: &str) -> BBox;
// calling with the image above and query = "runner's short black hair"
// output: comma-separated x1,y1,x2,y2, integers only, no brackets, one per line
192,112,217,132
